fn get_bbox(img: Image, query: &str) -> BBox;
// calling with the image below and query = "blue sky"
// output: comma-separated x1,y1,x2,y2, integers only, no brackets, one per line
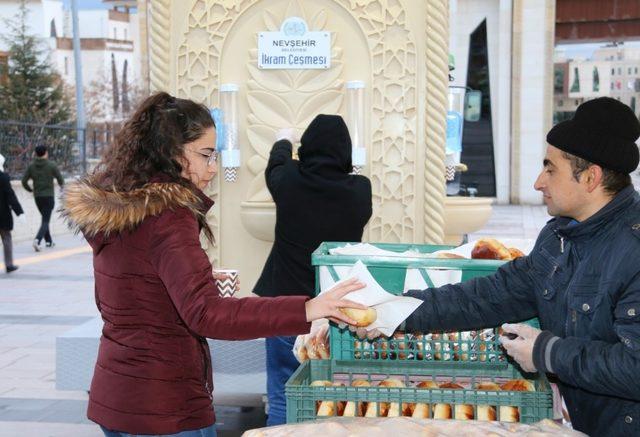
62,0,111,10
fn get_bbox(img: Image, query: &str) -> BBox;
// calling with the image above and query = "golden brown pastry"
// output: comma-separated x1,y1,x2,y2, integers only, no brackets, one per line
499,379,535,422
475,382,500,421
342,379,370,417
471,238,513,260
412,380,439,418
310,380,334,416
365,379,405,417
437,382,473,420
391,332,408,360
339,307,377,327
433,382,464,420
508,247,525,259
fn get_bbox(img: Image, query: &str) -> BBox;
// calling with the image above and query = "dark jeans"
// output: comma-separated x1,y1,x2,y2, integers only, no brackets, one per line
34,196,54,244
265,335,299,426
0,229,13,267
100,424,216,437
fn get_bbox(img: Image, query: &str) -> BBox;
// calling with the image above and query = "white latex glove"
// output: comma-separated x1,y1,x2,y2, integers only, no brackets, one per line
499,323,541,373
348,324,386,340
275,127,299,144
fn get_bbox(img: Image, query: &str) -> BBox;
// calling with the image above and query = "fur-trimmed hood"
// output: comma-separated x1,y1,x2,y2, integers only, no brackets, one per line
62,179,212,238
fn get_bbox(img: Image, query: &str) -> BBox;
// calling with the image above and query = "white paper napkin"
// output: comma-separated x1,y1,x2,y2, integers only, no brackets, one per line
320,261,423,336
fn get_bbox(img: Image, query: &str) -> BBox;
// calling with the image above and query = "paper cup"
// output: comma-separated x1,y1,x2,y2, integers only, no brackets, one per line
213,269,239,297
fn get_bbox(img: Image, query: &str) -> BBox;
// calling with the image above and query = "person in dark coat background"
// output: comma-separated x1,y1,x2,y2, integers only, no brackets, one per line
253,114,373,425
0,153,24,273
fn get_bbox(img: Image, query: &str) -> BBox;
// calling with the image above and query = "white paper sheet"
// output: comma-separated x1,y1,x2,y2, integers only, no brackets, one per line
319,261,423,336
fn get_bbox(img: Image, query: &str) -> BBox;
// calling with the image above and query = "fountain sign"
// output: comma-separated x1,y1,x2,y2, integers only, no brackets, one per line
258,17,331,69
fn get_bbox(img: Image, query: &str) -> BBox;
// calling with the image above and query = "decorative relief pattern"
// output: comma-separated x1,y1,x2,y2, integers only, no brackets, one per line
423,0,448,244
245,0,344,202
335,0,418,242
159,0,447,248
149,0,171,92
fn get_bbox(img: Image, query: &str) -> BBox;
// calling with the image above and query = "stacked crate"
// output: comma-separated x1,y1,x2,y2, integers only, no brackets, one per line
285,242,553,424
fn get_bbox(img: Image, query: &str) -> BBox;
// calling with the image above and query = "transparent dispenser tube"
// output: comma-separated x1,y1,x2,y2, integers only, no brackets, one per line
219,83,240,182
346,80,366,174
446,86,466,195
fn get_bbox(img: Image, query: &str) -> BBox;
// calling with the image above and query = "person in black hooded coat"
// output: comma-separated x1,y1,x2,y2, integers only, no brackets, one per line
0,153,24,273
254,114,372,425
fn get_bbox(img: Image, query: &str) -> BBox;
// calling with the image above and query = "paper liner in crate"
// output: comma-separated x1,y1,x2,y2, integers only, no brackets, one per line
319,261,422,337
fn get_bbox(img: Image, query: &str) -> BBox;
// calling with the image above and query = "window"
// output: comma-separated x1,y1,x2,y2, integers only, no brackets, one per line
592,67,599,92
64,56,68,75
635,67,638,74
618,67,622,75
570,67,580,93
611,82,614,90
629,67,632,75
611,68,615,76
554,66,565,94
631,97,636,114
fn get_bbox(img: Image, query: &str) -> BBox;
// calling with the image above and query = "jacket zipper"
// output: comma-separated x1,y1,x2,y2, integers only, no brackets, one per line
199,338,213,400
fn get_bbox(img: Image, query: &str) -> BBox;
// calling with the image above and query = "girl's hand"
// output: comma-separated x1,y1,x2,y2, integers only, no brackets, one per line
305,278,367,325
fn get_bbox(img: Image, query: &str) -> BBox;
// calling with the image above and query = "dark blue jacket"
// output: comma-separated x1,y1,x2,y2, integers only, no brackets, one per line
405,185,640,436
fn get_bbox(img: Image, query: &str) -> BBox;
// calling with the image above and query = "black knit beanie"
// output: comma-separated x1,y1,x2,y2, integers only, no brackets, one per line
546,97,640,173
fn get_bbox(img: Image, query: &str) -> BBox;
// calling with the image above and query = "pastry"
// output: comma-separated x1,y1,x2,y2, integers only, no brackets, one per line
339,307,377,327
343,380,370,417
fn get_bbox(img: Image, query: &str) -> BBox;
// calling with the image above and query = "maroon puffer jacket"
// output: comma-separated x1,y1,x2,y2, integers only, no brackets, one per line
63,180,311,434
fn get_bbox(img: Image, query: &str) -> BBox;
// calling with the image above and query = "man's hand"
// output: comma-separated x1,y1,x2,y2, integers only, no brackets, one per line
347,324,386,340
499,323,541,373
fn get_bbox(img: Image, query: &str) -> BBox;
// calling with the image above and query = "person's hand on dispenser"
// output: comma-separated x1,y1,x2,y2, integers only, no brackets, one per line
275,127,299,144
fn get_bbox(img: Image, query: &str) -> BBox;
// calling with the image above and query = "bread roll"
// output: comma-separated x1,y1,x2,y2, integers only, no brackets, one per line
412,380,439,419
475,382,500,421
365,379,405,417
499,379,535,422
310,380,334,416
437,382,472,420
508,247,525,259
471,238,512,260
339,307,377,327
342,379,370,417
391,332,408,360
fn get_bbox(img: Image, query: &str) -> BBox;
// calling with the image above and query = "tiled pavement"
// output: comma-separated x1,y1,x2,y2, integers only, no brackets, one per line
0,204,550,436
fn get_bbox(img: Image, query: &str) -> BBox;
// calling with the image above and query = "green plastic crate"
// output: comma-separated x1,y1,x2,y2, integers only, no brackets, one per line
311,242,539,364
285,360,554,423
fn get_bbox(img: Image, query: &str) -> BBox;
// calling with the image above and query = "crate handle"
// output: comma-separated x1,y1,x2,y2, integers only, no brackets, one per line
418,268,436,288
327,265,342,283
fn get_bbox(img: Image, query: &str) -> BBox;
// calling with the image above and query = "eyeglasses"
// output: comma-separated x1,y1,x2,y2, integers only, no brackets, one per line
186,149,218,166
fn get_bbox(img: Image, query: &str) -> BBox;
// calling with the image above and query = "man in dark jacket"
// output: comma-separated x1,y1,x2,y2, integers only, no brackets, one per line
380,97,639,436
21,145,64,251
0,153,24,273
254,114,372,425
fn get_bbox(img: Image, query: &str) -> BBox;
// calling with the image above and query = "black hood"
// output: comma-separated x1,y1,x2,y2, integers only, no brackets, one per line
298,114,352,174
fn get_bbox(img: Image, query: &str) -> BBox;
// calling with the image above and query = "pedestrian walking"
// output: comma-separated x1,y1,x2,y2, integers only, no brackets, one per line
21,145,64,251
0,153,24,273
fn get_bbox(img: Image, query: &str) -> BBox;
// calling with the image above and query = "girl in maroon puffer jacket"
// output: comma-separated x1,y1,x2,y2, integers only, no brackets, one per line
63,92,365,437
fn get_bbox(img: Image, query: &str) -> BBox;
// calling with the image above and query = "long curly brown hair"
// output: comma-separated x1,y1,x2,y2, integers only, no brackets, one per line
90,92,215,239
92,92,214,191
